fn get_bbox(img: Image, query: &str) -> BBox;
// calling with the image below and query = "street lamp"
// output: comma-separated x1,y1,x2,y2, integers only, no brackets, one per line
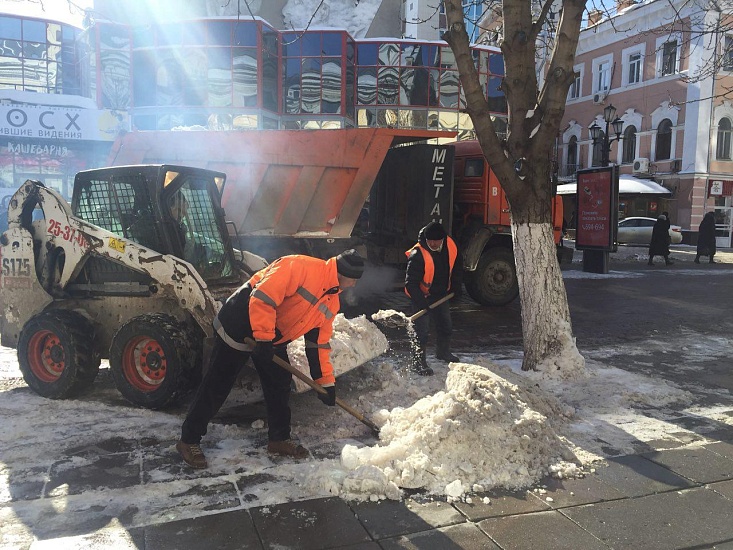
589,104,624,167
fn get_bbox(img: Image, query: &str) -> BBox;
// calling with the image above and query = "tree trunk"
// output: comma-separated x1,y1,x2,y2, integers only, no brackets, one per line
443,0,586,376
512,216,585,375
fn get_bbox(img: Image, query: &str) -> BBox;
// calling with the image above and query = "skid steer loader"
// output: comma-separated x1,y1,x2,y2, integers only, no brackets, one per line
0,165,268,409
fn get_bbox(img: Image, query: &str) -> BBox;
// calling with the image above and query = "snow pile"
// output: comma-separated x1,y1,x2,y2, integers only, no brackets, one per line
307,361,580,501
289,314,389,392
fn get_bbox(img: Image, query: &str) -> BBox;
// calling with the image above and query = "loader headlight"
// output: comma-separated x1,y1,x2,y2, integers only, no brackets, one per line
163,171,180,188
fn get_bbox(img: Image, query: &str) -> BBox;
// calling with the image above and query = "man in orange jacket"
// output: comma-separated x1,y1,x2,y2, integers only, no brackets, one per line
177,249,365,469
405,221,462,375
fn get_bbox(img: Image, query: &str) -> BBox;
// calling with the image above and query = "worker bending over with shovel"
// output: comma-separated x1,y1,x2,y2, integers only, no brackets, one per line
177,249,365,469
405,221,462,376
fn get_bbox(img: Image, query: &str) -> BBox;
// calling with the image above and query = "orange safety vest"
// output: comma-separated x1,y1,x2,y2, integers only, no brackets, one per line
248,255,340,385
404,236,457,297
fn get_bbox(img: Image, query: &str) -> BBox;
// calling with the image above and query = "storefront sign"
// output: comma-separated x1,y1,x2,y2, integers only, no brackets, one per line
709,180,729,196
575,166,618,251
0,104,128,142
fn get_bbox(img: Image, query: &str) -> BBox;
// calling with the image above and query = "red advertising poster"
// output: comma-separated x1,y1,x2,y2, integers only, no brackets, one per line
575,167,617,250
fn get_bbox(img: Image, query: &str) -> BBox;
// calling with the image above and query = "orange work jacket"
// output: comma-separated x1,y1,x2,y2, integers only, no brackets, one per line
404,236,457,297
248,255,341,385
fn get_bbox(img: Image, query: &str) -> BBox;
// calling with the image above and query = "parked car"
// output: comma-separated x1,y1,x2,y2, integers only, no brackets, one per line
617,216,683,245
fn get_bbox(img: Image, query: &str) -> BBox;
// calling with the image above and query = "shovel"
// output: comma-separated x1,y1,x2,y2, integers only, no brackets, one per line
244,338,380,437
372,292,455,329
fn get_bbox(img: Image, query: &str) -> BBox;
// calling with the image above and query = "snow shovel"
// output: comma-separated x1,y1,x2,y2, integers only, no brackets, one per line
372,292,455,329
244,338,380,437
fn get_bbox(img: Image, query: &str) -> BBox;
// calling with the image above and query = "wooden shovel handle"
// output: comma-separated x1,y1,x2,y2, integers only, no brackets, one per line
244,338,380,435
410,292,455,322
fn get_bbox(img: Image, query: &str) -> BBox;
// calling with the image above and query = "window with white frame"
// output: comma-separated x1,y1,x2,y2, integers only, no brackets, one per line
656,118,673,160
717,117,732,159
622,125,637,164
723,35,733,72
596,60,611,92
656,35,681,77
628,52,642,84
569,66,582,99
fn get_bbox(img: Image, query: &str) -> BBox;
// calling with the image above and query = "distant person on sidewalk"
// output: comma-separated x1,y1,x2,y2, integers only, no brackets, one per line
648,212,672,266
176,250,365,469
405,221,463,375
695,212,717,264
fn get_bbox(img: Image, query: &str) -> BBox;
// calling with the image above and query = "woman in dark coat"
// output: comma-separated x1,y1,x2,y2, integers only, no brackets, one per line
648,213,672,266
695,212,717,264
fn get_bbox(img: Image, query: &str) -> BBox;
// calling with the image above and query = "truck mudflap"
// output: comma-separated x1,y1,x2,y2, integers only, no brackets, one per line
230,314,388,404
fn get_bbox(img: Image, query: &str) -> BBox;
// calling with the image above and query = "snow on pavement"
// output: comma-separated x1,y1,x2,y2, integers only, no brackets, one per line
1,312,731,544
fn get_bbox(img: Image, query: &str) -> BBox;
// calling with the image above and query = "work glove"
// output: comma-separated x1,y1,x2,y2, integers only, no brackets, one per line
251,340,274,364
317,385,336,406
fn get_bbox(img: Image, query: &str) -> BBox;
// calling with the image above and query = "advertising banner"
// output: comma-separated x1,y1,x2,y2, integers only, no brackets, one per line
575,166,618,251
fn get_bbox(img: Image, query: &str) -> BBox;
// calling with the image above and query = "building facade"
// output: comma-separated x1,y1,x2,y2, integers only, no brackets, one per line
0,7,506,199
558,0,733,245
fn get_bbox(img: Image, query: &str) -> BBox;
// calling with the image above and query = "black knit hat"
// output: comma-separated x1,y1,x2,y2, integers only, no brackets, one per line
335,249,365,279
424,221,447,240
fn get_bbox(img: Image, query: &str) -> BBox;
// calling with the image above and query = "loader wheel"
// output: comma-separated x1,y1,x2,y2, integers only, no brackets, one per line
18,310,100,399
464,247,519,306
109,314,201,410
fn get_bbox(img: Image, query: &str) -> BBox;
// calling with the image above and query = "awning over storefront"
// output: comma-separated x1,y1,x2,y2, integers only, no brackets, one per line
557,175,672,196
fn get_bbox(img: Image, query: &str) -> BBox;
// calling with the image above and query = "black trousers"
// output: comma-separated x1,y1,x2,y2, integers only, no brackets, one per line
180,334,293,444
412,298,452,350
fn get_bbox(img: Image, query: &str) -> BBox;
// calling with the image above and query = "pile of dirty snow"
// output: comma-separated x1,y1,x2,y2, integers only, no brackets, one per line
306,361,580,501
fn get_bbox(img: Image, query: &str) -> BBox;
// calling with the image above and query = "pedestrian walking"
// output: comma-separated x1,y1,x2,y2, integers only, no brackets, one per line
695,211,717,264
176,249,365,469
405,221,463,376
648,212,673,266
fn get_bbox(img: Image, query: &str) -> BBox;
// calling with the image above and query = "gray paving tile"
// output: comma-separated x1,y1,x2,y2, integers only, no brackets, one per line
351,498,464,540
45,454,140,497
169,479,241,512
250,497,371,549
705,441,733,460
564,486,733,550
478,510,608,550
532,474,626,508
641,446,733,484
140,509,263,549
452,488,550,521
709,479,733,500
379,522,499,550
592,454,695,497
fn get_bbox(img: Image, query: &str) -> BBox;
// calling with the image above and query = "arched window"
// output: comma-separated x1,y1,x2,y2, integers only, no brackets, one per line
656,119,673,160
622,125,637,164
592,130,605,167
567,136,578,175
717,117,732,160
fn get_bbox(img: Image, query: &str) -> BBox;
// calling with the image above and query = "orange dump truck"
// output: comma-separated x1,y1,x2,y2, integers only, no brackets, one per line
108,128,563,306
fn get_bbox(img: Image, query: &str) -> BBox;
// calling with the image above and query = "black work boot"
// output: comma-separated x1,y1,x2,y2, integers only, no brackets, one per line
694,255,700,264
436,340,459,362
410,348,433,376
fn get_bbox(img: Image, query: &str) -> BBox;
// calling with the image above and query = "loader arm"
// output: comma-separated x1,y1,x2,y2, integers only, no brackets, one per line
8,180,220,337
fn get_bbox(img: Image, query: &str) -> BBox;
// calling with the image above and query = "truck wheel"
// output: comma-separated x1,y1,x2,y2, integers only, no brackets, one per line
465,247,519,306
109,314,200,410
18,310,100,399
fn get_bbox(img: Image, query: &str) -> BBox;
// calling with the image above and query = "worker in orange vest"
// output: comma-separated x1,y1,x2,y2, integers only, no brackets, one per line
405,221,462,375
177,250,365,469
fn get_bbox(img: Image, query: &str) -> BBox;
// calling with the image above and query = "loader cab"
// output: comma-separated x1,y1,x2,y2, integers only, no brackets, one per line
71,165,237,282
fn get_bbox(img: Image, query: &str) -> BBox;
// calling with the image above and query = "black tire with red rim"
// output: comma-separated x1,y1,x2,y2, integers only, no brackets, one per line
109,313,200,409
18,310,100,399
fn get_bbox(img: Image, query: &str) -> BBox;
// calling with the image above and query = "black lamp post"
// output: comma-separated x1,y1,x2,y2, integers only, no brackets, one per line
589,104,624,167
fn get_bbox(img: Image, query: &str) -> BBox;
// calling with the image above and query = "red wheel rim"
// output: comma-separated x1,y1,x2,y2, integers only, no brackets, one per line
121,336,167,392
27,330,66,382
